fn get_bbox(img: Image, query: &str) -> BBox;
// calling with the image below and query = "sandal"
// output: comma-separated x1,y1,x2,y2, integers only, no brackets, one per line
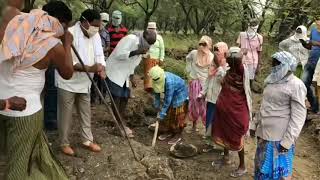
168,137,182,145
158,134,173,141
230,168,248,178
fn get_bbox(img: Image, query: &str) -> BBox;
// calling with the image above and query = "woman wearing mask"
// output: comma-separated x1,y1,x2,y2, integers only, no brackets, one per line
211,47,252,178
279,25,309,78
252,51,306,179
237,18,263,83
149,66,188,145
186,36,214,131
198,42,229,151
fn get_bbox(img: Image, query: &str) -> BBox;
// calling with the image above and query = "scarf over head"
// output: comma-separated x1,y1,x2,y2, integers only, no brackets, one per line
291,25,308,41
112,10,122,27
265,51,297,84
0,9,64,70
209,42,228,76
197,35,213,67
149,65,165,93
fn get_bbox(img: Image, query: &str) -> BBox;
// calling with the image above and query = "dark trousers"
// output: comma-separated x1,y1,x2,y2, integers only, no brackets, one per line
302,62,319,113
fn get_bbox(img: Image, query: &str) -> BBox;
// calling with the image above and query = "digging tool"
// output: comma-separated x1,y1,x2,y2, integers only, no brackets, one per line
71,45,139,161
152,121,159,147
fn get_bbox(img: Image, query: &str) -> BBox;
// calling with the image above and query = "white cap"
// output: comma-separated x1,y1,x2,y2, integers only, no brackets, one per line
100,13,109,22
147,22,157,29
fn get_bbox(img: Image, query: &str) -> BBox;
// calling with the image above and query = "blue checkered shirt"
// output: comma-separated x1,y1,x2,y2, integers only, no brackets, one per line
154,72,188,120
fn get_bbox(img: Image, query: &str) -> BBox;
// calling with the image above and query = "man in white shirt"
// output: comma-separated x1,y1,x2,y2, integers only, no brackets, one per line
106,30,156,137
56,9,106,156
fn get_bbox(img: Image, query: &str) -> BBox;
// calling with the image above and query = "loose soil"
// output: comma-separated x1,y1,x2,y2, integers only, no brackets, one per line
1,77,320,180
50,78,320,180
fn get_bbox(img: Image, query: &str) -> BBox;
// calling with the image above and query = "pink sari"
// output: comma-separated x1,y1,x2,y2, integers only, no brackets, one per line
188,79,206,124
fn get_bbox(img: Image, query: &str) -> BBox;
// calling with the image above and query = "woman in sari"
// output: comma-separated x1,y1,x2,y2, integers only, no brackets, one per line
186,36,214,130
149,66,188,145
199,42,229,151
252,51,306,180
211,47,252,178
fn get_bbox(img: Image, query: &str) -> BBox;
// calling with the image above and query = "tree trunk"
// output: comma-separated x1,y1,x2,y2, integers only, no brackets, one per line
144,13,152,29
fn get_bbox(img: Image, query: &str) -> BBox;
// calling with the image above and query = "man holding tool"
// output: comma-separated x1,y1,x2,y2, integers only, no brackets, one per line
105,30,157,137
56,9,106,156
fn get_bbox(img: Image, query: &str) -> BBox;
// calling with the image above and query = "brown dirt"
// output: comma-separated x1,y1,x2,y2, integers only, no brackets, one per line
46,78,320,180
1,77,320,179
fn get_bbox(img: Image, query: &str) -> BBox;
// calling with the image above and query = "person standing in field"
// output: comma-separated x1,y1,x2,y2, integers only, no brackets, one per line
300,16,320,114
144,22,165,92
211,47,252,178
237,18,263,84
186,36,214,131
252,51,306,179
279,25,309,78
108,10,128,53
0,0,74,179
56,9,106,156
199,42,229,151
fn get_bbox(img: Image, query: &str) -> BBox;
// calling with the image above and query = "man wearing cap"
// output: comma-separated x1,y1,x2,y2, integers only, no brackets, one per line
100,12,111,57
144,22,165,92
108,10,128,53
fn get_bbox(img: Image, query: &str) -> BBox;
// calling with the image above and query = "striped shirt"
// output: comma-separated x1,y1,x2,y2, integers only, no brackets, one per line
108,25,128,52
154,72,188,119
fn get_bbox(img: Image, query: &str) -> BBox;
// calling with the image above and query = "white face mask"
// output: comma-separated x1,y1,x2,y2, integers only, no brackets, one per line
249,25,259,32
81,16,100,37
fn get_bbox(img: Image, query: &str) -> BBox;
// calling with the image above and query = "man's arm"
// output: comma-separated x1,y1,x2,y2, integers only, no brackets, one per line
49,31,74,80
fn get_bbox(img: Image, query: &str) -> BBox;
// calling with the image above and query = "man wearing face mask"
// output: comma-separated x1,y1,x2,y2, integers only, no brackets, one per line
279,25,309,78
108,10,128,53
56,9,106,156
237,18,263,84
105,30,157,137
100,12,111,56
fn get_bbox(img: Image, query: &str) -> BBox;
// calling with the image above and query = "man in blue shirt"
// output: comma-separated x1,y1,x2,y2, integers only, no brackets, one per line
301,17,320,113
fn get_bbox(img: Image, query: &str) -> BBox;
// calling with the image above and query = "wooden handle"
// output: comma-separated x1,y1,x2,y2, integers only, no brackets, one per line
152,121,159,147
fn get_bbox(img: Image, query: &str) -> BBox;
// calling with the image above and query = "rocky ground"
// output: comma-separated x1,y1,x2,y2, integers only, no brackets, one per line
1,76,320,180
45,78,320,180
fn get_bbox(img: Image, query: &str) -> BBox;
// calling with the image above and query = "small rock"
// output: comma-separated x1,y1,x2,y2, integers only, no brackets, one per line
79,167,85,173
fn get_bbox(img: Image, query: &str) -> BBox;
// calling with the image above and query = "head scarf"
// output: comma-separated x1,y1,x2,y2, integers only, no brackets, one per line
291,25,308,41
264,51,297,84
214,42,228,66
100,12,109,27
209,42,228,76
197,35,213,67
112,10,122,27
149,65,166,93
0,9,64,70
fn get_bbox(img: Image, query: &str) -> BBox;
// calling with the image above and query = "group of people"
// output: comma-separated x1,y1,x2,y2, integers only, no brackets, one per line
0,0,316,180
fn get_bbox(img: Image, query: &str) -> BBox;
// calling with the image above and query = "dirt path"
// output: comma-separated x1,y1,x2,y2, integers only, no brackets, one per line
1,78,320,179
51,79,320,179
